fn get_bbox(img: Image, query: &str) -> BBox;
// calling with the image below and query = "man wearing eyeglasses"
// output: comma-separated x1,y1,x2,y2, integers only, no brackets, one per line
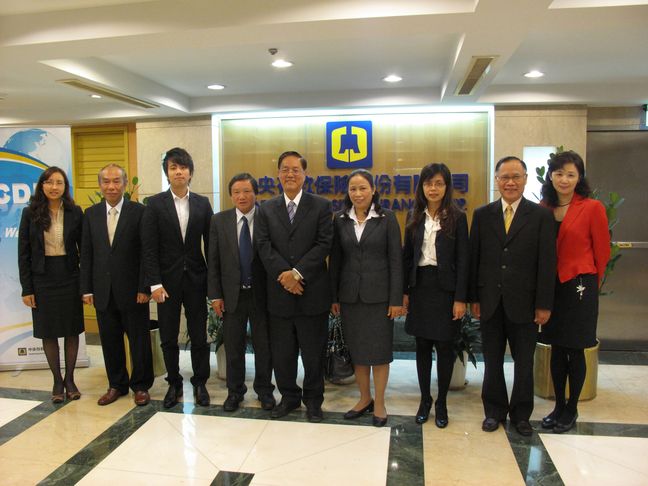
469,156,556,437
256,151,333,422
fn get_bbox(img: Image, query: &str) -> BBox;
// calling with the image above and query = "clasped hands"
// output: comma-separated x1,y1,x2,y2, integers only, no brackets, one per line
278,270,304,295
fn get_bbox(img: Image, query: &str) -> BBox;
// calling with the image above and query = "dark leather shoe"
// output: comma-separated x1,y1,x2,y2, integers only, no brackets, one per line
415,398,433,424
482,417,503,432
306,406,323,423
134,390,150,406
258,394,276,411
223,394,243,412
98,388,126,406
193,384,210,407
541,409,561,429
434,402,448,429
163,384,183,409
553,412,578,434
271,400,300,419
372,414,388,427
515,420,533,437
344,400,374,420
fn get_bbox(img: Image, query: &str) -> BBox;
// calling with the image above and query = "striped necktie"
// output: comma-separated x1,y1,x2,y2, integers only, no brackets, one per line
287,201,296,224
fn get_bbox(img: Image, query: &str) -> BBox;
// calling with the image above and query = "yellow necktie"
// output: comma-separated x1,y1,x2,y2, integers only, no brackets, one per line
504,205,513,233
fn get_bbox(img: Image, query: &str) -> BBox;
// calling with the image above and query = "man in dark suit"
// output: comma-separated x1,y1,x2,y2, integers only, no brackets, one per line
80,164,153,406
469,156,556,436
256,151,333,422
208,173,275,412
142,147,213,408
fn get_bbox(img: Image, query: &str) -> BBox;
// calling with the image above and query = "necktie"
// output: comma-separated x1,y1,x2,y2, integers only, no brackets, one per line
239,216,253,287
504,205,513,234
287,201,296,224
107,207,118,245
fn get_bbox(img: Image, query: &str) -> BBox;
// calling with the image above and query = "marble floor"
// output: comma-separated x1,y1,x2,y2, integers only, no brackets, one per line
1,344,647,485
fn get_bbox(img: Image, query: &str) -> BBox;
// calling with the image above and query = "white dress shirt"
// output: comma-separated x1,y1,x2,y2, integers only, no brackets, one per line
172,188,190,242
348,204,381,242
235,207,255,241
501,197,522,218
418,209,441,266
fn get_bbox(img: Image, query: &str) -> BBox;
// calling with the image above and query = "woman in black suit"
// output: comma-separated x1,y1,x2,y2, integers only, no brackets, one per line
18,167,84,403
330,169,403,427
403,163,469,427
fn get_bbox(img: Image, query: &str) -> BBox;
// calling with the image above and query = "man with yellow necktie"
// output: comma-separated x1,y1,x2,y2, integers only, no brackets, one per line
468,156,556,437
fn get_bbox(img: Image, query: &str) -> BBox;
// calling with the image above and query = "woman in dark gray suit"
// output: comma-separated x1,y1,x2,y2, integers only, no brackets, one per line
403,163,469,428
330,169,403,427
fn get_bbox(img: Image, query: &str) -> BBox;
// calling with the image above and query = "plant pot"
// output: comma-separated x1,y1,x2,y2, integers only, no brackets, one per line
449,351,468,391
216,345,227,380
533,339,599,400
125,329,166,377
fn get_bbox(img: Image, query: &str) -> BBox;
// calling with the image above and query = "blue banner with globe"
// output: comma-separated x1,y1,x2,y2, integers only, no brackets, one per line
0,127,88,370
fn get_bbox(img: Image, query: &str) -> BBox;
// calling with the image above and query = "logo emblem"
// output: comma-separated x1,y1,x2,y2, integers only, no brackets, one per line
326,121,372,169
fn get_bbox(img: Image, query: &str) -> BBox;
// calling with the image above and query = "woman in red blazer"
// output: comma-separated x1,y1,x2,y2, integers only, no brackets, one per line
540,151,610,433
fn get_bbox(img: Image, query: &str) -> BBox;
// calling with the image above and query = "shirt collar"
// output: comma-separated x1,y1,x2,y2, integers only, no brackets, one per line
348,204,380,223
284,190,303,207
171,188,190,201
106,197,125,215
235,206,255,222
501,197,522,213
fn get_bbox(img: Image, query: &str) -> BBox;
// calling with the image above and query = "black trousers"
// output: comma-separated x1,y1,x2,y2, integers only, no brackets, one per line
223,288,274,397
158,274,210,387
480,300,537,422
96,291,153,393
268,312,328,408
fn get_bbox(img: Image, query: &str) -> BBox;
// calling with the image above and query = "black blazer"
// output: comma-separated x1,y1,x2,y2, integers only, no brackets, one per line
403,210,469,302
207,207,267,313
469,197,557,323
330,208,402,306
256,192,333,317
80,199,147,312
18,204,83,296
142,190,212,292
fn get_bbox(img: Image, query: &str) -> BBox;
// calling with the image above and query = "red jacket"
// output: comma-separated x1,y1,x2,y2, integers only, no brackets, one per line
554,195,610,284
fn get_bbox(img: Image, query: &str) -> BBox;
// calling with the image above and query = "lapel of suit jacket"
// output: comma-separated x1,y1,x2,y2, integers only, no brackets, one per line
505,197,531,244
288,192,311,235
96,201,110,248
163,190,184,244
63,206,74,245
339,213,358,247
414,216,426,263
271,196,292,232
111,199,130,249
557,195,585,249
227,208,240,265
489,200,506,244
358,215,381,246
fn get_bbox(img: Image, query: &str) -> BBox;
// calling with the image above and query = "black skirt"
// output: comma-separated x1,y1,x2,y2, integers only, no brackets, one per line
31,256,84,339
340,301,393,366
405,266,458,342
541,273,598,349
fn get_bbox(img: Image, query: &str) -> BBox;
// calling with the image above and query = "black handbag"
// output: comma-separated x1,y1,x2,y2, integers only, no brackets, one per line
325,313,354,384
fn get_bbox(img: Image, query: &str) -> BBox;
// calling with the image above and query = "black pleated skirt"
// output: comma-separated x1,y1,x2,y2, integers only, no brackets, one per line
541,273,598,349
31,256,84,339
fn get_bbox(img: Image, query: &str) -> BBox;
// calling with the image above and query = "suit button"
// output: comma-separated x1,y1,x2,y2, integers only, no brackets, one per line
497,284,502,288
504,248,509,252
501,265,507,269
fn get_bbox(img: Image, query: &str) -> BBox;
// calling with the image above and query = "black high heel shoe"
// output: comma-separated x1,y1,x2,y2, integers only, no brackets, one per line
541,409,562,429
434,402,448,428
344,400,374,420
415,397,433,425
553,411,578,434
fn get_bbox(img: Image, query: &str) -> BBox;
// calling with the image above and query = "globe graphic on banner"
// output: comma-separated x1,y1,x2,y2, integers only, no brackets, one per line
3,128,66,167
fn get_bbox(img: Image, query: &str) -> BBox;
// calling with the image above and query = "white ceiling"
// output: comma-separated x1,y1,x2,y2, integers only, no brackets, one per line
0,0,647,125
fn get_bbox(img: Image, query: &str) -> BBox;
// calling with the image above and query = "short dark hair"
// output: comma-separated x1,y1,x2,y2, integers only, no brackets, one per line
162,147,194,176
277,151,307,170
228,173,258,195
541,150,591,207
495,156,527,173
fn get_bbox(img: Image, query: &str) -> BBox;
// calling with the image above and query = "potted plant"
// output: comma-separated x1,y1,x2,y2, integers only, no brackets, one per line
450,314,481,390
206,300,225,379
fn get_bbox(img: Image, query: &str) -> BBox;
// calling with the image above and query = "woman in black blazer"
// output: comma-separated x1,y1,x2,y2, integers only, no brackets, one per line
18,167,84,403
330,169,403,427
403,163,469,427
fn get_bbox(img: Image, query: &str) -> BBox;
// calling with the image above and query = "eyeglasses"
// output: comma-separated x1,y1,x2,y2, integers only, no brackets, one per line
495,174,527,183
279,168,303,175
422,181,446,189
43,180,65,187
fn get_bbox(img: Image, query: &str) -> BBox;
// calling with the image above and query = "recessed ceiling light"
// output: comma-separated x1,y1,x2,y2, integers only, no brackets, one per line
383,74,403,83
272,59,293,68
90,94,102,99
207,84,226,90
524,70,544,78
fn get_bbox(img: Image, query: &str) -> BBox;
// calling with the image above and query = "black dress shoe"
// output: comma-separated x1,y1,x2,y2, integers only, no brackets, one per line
482,417,502,432
541,409,562,429
306,406,323,423
515,420,533,437
271,400,301,419
163,384,183,409
434,402,448,429
193,384,210,407
372,415,388,427
343,400,374,420
258,394,276,411
415,398,433,425
553,411,578,434
223,394,243,412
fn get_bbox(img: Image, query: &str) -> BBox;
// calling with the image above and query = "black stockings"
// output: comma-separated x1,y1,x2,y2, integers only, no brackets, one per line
415,337,455,405
42,336,79,392
550,344,586,418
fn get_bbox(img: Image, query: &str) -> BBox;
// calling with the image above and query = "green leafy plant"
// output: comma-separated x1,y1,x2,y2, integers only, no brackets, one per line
207,300,224,351
454,314,481,368
88,175,141,204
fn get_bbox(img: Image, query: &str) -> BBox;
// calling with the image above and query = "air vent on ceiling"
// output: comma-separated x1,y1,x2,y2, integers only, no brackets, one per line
455,56,497,96
57,79,159,109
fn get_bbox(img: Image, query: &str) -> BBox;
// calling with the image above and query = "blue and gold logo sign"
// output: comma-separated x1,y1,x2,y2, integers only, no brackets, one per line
326,121,372,169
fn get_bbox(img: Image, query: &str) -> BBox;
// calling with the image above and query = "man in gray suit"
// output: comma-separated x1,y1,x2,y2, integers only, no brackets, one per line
208,173,275,412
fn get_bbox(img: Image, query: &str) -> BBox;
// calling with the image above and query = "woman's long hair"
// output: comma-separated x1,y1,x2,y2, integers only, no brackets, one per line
342,169,384,217
29,167,75,231
540,150,591,208
406,163,460,237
